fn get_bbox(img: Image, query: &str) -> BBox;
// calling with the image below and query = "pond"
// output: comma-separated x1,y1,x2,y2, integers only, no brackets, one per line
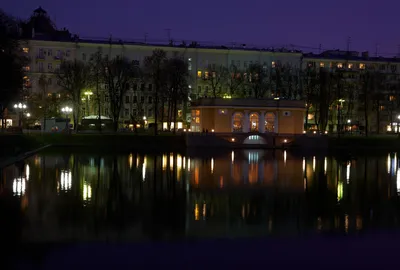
1,149,400,243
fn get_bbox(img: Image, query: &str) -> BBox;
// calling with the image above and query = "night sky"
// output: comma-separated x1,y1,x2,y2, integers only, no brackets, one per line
4,0,400,56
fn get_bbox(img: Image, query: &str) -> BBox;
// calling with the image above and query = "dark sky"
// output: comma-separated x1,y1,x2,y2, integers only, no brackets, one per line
4,0,400,56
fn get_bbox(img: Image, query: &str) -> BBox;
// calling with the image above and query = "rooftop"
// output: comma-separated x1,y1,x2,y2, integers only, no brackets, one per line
191,98,305,109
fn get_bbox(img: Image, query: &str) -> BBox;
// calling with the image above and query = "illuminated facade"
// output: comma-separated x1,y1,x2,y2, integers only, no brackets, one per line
190,98,305,134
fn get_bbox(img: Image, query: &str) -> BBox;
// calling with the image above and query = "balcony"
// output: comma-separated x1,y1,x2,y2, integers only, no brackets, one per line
54,56,63,61
36,55,46,60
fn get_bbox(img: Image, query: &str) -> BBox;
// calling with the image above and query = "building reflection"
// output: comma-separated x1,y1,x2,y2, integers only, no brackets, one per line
0,150,399,241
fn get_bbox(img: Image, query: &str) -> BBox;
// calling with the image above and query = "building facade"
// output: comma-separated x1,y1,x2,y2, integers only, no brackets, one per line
190,98,305,134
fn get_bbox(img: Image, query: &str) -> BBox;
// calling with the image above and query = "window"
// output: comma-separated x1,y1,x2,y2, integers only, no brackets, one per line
308,61,315,67
148,109,153,117
231,60,235,66
236,61,240,67
197,70,202,78
48,78,52,85
348,63,353,69
191,110,201,124
359,63,365,69
105,108,109,115
249,113,259,132
23,66,30,71
132,83,137,91
132,109,137,116
320,62,325,67
55,64,60,71
22,48,29,53
125,96,130,103
272,61,276,68
380,64,386,71
48,49,52,56
337,63,343,68
148,84,152,91
133,96,137,103
244,61,248,68
204,71,209,79
198,86,202,94
140,84,145,91
105,95,109,102
125,83,130,90
188,58,192,71
82,53,86,61
66,50,70,57
391,65,397,72
48,63,52,71
148,96,153,104
125,109,129,117
141,96,144,103
390,95,396,101
265,113,275,132
205,86,209,95
56,50,61,59
232,112,244,132
38,62,44,72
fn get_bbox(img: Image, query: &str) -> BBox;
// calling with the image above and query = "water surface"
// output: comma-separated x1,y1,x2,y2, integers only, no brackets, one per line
1,149,400,243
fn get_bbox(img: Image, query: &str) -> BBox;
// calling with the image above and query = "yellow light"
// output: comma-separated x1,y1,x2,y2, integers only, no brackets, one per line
313,131,316,134
188,129,191,132
129,153,133,169
324,131,328,134
303,131,306,134
231,138,235,142
211,129,214,132
183,129,186,132
211,158,214,174
195,204,200,220
283,139,287,143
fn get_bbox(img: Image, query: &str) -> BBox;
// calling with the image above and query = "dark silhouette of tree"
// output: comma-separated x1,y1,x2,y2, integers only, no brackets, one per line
226,64,245,98
0,9,26,129
165,55,190,133
246,63,271,98
301,66,319,130
143,49,168,135
202,64,227,98
56,60,91,131
100,56,139,132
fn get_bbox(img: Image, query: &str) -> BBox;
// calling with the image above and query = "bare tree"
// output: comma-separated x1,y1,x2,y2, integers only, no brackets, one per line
56,60,91,131
143,49,167,135
301,66,319,130
225,64,244,97
246,63,271,98
89,49,104,132
165,55,190,133
100,56,139,132
202,64,228,98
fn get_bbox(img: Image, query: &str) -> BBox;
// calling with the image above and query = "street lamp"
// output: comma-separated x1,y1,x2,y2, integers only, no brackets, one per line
347,119,351,135
84,91,93,116
61,106,73,130
13,102,27,127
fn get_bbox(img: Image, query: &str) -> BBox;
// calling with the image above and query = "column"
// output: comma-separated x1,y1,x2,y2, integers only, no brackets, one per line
259,111,265,133
243,110,249,133
274,112,279,133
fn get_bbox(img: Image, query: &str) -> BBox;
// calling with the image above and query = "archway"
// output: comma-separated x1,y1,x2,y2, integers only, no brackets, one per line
232,112,244,132
265,112,275,132
243,135,267,145
249,113,259,132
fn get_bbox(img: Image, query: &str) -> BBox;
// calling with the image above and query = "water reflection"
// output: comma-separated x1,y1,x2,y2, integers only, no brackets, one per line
1,150,400,242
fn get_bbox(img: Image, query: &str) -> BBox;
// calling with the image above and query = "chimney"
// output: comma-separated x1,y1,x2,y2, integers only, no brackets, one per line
32,27,35,38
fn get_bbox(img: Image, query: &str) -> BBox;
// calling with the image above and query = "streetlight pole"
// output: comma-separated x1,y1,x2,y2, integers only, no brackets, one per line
61,106,73,130
13,102,27,128
347,119,351,135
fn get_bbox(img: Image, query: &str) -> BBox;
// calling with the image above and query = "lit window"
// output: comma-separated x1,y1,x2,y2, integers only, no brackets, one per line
348,63,353,69
359,63,365,69
23,66,30,71
320,62,325,67
390,95,395,101
218,109,227,115
204,71,209,79
272,61,276,68
23,48,29,53
197,71,202,78
337,63,343,68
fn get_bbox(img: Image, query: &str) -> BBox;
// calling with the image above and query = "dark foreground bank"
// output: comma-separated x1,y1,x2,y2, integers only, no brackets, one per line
12,233,400,269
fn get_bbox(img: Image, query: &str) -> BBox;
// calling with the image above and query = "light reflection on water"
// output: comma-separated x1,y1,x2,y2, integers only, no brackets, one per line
1,150,400,242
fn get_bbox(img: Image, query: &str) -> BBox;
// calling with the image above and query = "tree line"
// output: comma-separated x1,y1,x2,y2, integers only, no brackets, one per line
47,49,190,134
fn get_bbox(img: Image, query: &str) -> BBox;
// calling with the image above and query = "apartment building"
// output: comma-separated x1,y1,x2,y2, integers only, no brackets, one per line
303,50,400,133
